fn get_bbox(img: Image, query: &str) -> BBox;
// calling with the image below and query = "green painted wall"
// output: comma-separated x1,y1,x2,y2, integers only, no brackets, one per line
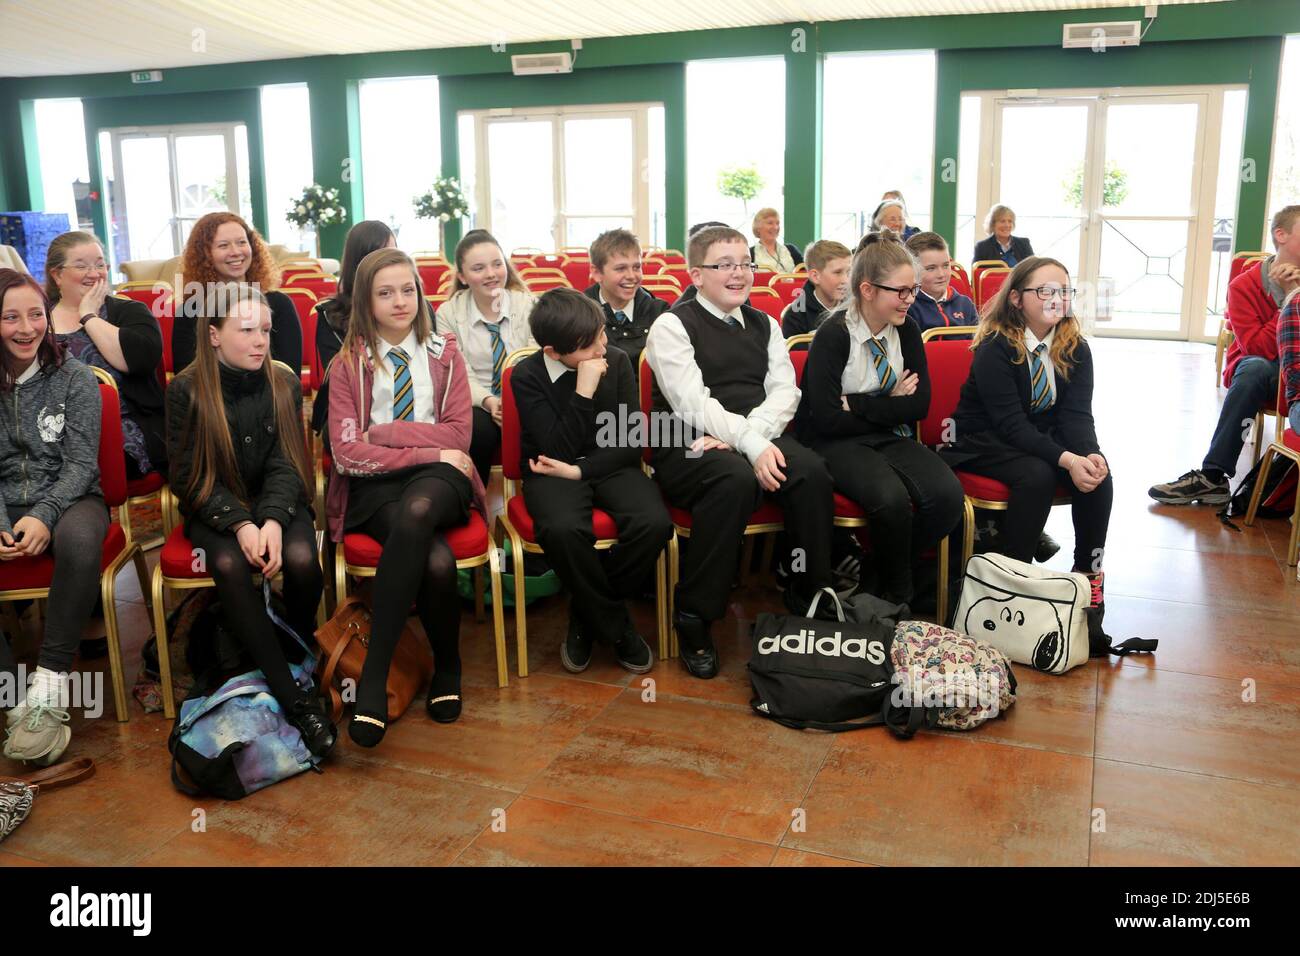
2,0,1297,261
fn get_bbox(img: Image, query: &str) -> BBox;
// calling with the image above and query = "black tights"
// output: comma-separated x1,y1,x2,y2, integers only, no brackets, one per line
355,475,465,718
188,509,323,707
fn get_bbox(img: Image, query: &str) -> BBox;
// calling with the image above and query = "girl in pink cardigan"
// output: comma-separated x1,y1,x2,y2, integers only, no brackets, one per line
327,249,485,745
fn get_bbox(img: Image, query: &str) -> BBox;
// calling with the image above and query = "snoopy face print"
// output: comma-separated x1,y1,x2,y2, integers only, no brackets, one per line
963,593,1067,673
37,404,66,443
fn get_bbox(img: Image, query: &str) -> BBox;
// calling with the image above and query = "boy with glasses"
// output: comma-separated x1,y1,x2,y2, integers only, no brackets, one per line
646,226,835,679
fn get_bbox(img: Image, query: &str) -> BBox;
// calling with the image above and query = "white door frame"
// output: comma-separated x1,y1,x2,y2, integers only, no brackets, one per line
463,103,656,249
104,122,243,263
971,84,1246,343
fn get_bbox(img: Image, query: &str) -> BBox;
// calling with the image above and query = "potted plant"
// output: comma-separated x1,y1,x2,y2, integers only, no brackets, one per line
717,165,764,218
414,177,470,254
286,184,347,257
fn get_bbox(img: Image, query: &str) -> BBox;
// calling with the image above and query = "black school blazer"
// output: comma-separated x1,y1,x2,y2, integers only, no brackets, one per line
972,235,1034,266
945,332,1100,468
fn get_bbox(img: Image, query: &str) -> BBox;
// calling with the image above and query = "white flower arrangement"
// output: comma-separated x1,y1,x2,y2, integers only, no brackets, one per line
286,184,347,228
414,178,470,223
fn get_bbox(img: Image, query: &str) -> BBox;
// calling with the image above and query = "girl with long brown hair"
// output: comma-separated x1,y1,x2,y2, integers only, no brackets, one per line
166,284,332,757
0,270,109,766
941,257,1114,642
327,249,485,746
433,229,536,483
171,212,303,375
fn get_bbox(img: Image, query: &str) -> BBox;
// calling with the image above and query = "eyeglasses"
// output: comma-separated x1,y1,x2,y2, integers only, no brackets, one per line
64,261,107,272
699,261,758,274
870,281,921,301
1025,286,1077,300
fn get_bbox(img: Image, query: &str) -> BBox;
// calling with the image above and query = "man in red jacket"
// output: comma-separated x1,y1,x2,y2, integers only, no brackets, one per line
1150,206,1300,505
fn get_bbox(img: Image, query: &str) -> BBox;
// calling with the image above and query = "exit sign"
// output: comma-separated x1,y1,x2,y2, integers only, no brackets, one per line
131,70,163,84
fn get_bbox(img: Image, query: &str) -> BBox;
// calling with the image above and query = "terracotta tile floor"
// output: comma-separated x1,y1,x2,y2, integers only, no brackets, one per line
2,339,1297,867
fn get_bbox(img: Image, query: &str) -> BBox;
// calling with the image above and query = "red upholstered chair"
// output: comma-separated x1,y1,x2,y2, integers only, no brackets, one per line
1244,424,1300,567
659,250,686,266
921,326,1072,567
279,287,318,394
975,267,1011,311
559,260,593,291
523,275,571,294
641,257,665,275
638,353,781,658
1250,376,1287,465
660,267,691,289
1229,251,1268,283
283,273,337,300
0,375,151,721
770,273,804,307
786,336,953,624
970,261,1007,309
948,263,973,299
496,349,669,675
417,263,451,292
749,287,785,321
645,286,678,305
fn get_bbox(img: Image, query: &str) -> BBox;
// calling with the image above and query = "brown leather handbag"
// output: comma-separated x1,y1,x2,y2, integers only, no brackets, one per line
314,595,433,722
1,758,96,843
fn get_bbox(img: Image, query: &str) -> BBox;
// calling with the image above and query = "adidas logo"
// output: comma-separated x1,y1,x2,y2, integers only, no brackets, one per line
757,628,887,664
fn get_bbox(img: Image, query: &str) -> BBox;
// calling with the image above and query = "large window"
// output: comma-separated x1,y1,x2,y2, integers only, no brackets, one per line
1266,35,1300,245
822,51,936,246
359,76,440,253
260,84,313,249
33,98,92,233
686,58,785,242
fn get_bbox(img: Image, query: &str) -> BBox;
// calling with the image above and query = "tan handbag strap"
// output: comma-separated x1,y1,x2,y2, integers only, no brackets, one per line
0,756,95,793
320,595,369,722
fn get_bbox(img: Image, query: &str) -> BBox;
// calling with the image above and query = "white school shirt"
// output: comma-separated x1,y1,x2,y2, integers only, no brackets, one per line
368,328,436,425
598,288,633,326
15,359,39,385
543,353,573,383
644,292,800,463
462,295,516,398
841,308,905,396
1023,327,1057,399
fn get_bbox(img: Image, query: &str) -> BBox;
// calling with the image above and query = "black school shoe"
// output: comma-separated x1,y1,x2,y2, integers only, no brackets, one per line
614,624,654,674
1034,531,1062,563
560,615,593,673
287,694,338,758
673,611,718,680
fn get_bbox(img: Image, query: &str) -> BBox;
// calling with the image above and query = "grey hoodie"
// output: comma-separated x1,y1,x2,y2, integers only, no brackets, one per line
0,357,102,535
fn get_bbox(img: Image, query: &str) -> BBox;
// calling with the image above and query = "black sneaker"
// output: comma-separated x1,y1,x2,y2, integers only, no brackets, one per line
560,616,593,673
1148,469,1230,506
1034,531,1061,563
613,624,654,674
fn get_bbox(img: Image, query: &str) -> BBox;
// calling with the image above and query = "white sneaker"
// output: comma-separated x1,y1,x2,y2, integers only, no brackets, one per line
3,704,71,766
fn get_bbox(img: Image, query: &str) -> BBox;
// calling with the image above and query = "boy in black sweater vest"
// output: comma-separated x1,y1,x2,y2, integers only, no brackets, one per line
583,228,669,379
515,288,673,673
646,226,836,680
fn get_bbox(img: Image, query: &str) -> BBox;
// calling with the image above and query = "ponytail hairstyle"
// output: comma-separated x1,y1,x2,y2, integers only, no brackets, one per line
175,283,313,509
845,228,916,328
340,248,434,373
326,220,396,334
0,269,64,391
451,229,527,295
972,256,1082,380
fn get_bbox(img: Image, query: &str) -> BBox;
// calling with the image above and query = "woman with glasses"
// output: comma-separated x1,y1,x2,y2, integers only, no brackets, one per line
941,257,1113,643
43,231,166,481
794,229,962,607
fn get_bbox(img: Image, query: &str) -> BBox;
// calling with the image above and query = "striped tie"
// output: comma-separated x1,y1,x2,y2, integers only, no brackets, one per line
486,322,505,396
1029,343,1055,413
387,346,414,422
866,336,912,438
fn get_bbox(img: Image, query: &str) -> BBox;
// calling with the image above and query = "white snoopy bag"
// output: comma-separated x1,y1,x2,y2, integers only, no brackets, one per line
953,553,1090,675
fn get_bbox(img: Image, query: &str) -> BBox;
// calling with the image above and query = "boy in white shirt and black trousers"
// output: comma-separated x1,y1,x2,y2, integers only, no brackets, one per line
647,226,836,679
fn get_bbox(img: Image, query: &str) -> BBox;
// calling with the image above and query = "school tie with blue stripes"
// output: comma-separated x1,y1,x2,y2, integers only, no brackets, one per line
1028,343,1055,413
387,346,414,422
866,335,913,438
485,322,505,396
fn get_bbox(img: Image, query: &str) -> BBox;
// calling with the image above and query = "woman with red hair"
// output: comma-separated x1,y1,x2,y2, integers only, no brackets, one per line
171,212,302,374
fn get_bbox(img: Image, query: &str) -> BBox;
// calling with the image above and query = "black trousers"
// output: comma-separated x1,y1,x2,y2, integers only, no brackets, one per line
523,468,672,644
653,435,833,621
957,449,1112,570
187,508,323,707
470,405,501,486
816,435,964,604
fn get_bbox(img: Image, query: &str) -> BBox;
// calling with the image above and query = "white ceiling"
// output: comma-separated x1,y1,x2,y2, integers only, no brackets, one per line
1,0,1215,78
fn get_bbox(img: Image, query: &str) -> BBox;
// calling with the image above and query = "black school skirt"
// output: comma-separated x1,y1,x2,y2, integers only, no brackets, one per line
344,462,472,532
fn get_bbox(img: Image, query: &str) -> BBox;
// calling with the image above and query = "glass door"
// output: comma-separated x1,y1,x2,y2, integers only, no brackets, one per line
1087,94,1206,337
991,97,1095,280
471,105,652,253
102,123,246,274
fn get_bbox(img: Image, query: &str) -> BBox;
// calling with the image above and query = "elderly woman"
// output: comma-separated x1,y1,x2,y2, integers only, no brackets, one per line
973,204,1034,268
44,230,166,479
750,207,804,274
874,193,919,240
